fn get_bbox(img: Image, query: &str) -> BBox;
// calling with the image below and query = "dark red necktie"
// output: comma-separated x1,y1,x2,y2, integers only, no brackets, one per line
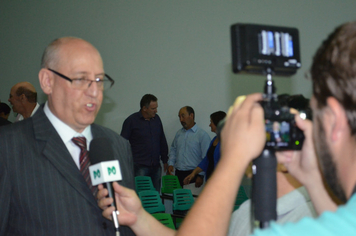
72,137,98,198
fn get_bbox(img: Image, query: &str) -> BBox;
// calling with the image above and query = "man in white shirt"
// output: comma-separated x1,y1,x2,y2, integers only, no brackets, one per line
0,37,135,236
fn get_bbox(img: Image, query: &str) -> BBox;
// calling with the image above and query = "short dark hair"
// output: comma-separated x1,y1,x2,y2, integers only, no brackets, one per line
140,94,157,109
185,106,195,119
311,21,356,134
210,111,226,126
16,86,37,103
0,103,11,115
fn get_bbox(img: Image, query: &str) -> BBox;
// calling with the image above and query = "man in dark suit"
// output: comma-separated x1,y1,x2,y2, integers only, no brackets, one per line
0,37,135,236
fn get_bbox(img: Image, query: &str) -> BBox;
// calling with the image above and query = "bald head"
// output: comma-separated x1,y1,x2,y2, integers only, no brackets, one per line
12,82,37,103
41,37,102,70
8,81,37,118
38,37,104,132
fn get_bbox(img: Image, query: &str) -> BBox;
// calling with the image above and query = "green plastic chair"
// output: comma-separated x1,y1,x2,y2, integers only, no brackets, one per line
152,213,175,229
135,176,155,193
173,189,194,213
233,186,249,211
161,175,182,194
138,190,165,214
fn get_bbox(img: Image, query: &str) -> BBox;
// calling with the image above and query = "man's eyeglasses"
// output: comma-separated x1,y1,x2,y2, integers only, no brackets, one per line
47,68,115,91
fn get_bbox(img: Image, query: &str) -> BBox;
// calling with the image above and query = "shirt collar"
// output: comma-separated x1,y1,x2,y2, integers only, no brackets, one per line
31,103,40,116
138,110,144,119
43,101,92,145
184,123,197,133
139,110,155,121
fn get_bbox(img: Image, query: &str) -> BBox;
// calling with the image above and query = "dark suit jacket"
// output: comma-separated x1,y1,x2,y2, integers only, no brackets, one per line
0,107,136,236
0,117,11,127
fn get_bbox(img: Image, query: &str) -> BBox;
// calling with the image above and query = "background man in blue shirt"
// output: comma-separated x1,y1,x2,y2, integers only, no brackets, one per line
121,94,169,191
167,106,211,187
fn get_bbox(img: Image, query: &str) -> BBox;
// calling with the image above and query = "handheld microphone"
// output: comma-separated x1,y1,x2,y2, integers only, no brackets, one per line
88,137,122,236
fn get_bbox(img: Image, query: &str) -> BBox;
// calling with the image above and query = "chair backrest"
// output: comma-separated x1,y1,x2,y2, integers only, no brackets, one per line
161,175,182,194
173,189,194,211
135,176,155,193
152,213,175,229
138,190,165,214
233,186,249,211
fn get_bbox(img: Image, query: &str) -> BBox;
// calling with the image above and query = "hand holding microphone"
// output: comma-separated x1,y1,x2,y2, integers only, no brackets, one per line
89,137,122,236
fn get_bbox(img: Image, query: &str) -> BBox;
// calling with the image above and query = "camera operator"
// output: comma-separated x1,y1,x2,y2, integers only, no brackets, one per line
97,21,356,235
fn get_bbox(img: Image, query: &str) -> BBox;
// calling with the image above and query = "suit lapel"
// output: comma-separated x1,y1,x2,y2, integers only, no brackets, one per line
32,108,98,208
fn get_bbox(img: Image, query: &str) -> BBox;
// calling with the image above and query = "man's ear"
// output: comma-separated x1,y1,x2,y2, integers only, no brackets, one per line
19,93,27,102
38,68,54,95
326,97,348,142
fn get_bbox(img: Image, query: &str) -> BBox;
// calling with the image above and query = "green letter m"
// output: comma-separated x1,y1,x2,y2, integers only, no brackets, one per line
107,167,116,175
93,170,100,179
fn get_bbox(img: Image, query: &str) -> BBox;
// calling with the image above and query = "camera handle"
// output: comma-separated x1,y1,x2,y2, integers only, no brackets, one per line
251,71,277,230
251,149,277,229
263,71,277,101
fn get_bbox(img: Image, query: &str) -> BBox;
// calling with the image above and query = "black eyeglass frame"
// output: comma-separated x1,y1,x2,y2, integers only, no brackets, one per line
47,68,115,90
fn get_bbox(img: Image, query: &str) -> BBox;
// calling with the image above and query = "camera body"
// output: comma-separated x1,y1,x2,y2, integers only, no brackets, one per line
260,98,304,150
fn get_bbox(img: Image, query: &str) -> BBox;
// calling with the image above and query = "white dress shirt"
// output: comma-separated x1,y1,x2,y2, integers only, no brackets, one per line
15,102,41,122
43,102,93,169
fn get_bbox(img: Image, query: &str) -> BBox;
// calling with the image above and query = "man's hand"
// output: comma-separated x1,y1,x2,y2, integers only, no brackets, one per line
276,115,320,187
97,182,142,226
195,175,204,188
163,163,168,173
275,114,337,214
220,93,265,165
183,173,195,185
97,183,177,236
167,165,174,175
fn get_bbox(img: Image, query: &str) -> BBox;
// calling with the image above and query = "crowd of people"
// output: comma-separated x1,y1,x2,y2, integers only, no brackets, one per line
2,20,356,236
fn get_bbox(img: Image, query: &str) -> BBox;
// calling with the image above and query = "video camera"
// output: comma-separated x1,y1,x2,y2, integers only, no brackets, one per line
231,23,304,150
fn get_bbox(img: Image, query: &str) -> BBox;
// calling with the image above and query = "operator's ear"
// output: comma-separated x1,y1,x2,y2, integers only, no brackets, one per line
326,97,348,142
38,68,54,95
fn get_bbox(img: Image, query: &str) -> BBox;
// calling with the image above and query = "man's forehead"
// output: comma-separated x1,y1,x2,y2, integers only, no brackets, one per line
179,108,187,115
10,86,18,94
149,101,158,107
56,49,103,74
58,39,102,61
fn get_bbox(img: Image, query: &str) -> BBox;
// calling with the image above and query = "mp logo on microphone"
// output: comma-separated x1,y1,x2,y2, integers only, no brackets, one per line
89,160,122,186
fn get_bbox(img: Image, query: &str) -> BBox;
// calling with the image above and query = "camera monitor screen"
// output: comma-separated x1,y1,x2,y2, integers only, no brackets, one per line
265,120,291,148
231,23,301,76
259,30,294,57
264,119,303,150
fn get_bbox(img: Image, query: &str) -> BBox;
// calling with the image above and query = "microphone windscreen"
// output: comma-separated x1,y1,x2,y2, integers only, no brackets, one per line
89,137,114,164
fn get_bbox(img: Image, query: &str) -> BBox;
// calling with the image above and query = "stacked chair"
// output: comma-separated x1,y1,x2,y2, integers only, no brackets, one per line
152,213,175,230
161,175,182,200
172,188,195,228
138,190,166,214
136,175,198,229
136,176,165,214
172,189,194,215
233,185,249,211
135,176,156,193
